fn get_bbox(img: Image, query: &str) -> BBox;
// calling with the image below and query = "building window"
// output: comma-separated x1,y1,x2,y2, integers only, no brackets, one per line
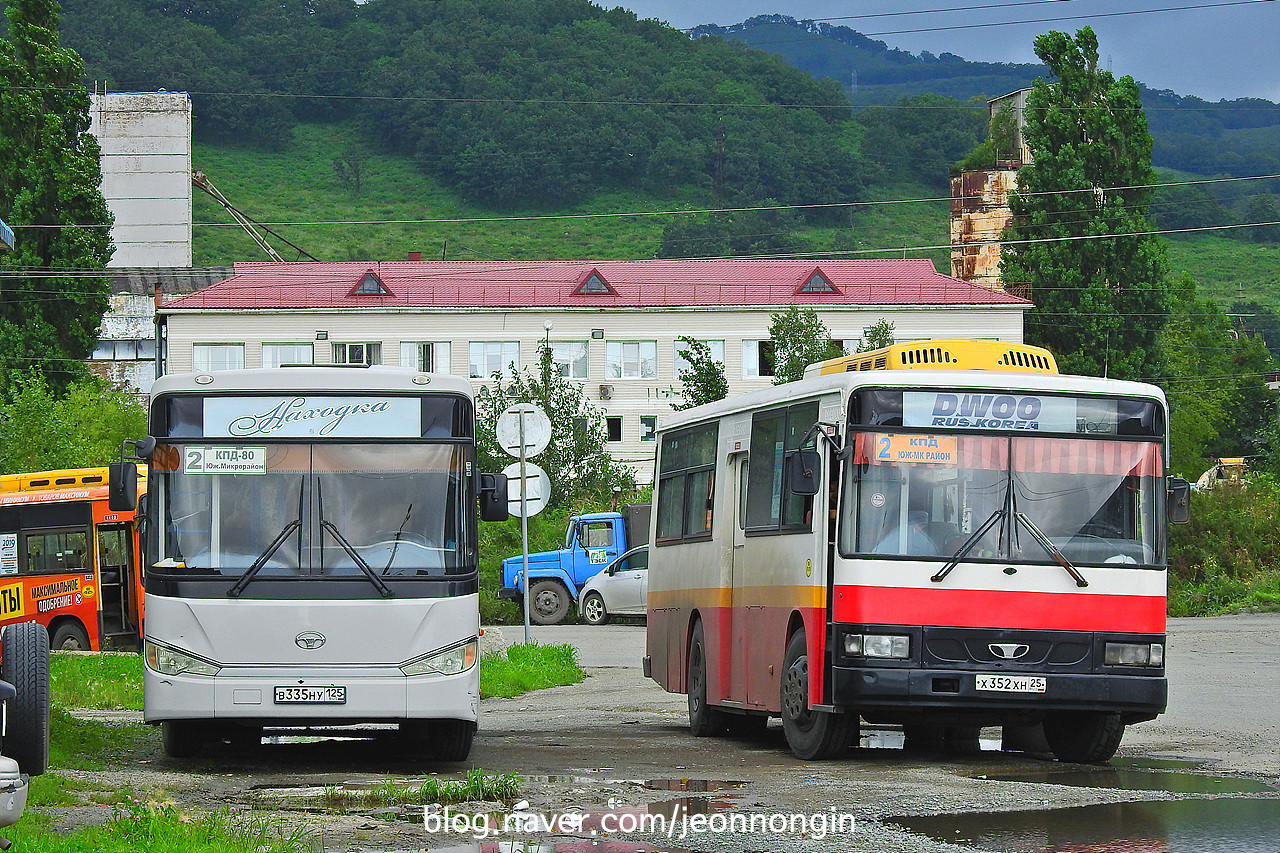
655,423,718,543
470,341,519,378
262,343,314,368
673,339,725,375
742,339,776,378
640,416,657,442
606,416,623,443
192,343,244,372
401,342,451,373
606,341,656,379
92,339,156,360
550,342,589,379
332,342,381,365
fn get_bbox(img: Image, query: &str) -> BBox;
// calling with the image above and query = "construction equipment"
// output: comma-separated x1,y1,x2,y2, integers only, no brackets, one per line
191,170,317,262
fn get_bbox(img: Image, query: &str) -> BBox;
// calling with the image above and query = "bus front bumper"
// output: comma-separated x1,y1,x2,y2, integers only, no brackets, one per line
144,667,479,725
830,666,1166,718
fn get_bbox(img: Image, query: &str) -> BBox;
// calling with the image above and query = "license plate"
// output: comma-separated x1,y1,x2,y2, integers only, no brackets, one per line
273,685,346,704
975,674,1046,693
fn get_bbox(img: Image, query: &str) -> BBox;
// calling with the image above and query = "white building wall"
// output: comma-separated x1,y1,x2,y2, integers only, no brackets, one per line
89,92,193,267
161,304,1025,482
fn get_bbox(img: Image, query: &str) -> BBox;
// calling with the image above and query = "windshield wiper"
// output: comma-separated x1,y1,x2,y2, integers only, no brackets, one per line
383,503,413,575
931,509,1004,584
320,519,394,598
1014,511,1089,588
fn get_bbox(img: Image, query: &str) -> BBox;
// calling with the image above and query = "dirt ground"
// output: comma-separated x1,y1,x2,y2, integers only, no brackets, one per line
54,614,1280,853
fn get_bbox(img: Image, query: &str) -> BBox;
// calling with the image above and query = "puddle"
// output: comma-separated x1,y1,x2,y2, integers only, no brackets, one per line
974,757,1274,794
422,843,704,852
641,779,744,792
858,729,1002,752
264,734,373,745
892,798,1280,852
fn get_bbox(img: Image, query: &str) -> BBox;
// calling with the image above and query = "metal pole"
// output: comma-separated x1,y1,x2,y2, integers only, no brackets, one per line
519,411,531,645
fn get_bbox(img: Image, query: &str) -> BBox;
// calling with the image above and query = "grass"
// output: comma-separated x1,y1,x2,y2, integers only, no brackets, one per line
6,805,311,853
48,707,152,771
319,768,520,811
51,651,143,710
480,642,585,699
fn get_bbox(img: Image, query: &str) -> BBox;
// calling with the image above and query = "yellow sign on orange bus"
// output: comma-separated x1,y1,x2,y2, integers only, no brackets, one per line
0,582,24,619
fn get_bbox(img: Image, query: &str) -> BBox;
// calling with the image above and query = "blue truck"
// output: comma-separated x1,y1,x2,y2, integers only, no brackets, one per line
499,503,650,625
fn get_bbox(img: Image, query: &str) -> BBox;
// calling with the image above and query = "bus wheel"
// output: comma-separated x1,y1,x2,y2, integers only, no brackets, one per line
1,621,51,776
161,720,203,759
51,622,91,651
580,592,609,626
529,580,570,625
780,631,856,760
432,719,475,762
687,621,724,737
1044,711,1124,763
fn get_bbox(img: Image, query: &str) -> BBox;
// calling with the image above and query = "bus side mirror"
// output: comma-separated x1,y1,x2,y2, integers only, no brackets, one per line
1168,477,1191,524
787,449,821,496
479,473,509,522
109,462,138,511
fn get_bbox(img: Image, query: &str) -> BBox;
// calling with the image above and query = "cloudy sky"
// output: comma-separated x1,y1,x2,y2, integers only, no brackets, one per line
609,0,1280,102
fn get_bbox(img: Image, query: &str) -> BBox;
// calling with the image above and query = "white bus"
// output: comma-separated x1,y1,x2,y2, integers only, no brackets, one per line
111,367,507,759
644,340,1189,762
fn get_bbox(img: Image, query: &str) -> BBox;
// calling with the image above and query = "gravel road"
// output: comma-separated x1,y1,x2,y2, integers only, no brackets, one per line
57,614,1280,853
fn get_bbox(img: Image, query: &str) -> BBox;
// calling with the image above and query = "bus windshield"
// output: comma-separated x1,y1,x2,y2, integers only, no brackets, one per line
153,443,471,578
840,433,1164,567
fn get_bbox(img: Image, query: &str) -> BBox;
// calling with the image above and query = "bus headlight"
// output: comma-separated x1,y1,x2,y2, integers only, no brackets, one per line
144,640,221,676
1104,642,1163,667
844,633,911,659
401,639,478,676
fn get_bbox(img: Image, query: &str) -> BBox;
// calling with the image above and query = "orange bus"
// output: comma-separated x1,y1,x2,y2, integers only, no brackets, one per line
0,466,146,650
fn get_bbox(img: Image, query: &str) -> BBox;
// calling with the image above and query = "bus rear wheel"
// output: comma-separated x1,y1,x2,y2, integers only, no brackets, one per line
687,621,724,736
1044,711,1124,763
161,720,203,759
780,630,856,760
51,622,91,651
529,580,570,625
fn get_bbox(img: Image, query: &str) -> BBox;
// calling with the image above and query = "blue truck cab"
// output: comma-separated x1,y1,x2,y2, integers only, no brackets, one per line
499,503,649,625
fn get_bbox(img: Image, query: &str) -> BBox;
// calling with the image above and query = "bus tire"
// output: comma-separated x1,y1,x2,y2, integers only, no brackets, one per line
1044,711,1124,763
432,719,475,762
687,621,725,737
51,622,92,651
528,580,570,625
161,720,203,759
580,592,609,626
1,621,51,776
780,630,856,760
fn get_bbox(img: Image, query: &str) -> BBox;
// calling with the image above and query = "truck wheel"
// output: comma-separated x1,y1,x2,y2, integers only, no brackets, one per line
161,720,203,759
1,621,51,776
780,630,856,760
1044,711,1124,763
51,622,92,651
687,620,724,736
432,719,476,762
580,592,609,625
529,580,570,625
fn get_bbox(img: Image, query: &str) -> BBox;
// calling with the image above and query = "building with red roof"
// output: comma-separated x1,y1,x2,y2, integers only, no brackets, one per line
158,258,1030,478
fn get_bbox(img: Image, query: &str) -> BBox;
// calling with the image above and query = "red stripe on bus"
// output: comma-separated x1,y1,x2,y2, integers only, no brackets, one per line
832,585,1166,633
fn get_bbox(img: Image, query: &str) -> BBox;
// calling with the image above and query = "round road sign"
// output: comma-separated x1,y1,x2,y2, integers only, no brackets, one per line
501,461,551,517
496,403,552,458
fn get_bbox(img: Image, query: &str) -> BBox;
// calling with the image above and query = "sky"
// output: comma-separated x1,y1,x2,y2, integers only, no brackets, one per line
608,0,1280,103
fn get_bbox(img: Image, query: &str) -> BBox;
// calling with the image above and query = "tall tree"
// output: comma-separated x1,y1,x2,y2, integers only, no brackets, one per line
1003,27,1169,380
768,305,843,384
0,0,113,392
673,336,728,410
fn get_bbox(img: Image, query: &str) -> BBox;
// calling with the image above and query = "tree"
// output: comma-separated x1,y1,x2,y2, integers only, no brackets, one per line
0,373,147,472
768,306,843,384
857,319,896,352
1002,27,1169,380
673,336,728,410
1244,195,1280,243
475,344,635,510
0,0,113,393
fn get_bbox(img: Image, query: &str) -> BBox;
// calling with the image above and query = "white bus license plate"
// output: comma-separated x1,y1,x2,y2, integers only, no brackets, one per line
274,686,346,704
975,674,1046,693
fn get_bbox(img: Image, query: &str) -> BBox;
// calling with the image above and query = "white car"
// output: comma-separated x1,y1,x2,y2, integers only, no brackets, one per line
577,546,648,625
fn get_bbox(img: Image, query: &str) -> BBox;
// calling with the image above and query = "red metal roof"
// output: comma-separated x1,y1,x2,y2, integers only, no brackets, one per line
160,259,1029,310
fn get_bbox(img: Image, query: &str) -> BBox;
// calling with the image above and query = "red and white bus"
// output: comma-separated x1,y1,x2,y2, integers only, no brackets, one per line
0,466,147,650
644,340,1188,762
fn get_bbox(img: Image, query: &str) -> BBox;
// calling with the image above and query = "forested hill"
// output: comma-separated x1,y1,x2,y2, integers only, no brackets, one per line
58,0,862,210
696,15,1280,180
